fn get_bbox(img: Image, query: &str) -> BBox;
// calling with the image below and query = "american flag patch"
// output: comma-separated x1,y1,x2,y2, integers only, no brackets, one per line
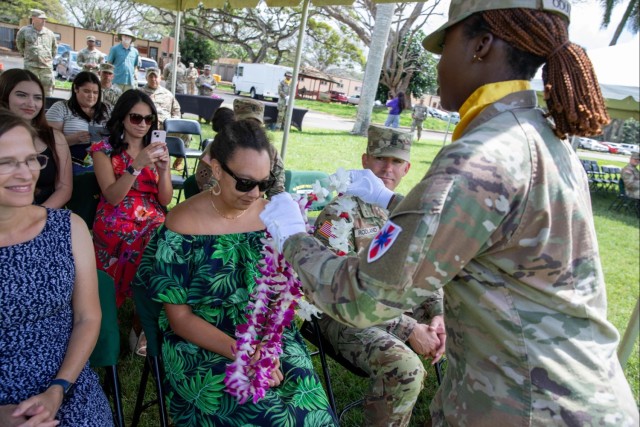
317,220,336,239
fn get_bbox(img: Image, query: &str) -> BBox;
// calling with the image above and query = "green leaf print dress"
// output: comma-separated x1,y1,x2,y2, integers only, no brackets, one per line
142,226,337,427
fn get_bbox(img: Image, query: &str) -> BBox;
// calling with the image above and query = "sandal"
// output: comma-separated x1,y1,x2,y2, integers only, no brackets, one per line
129,329,147,357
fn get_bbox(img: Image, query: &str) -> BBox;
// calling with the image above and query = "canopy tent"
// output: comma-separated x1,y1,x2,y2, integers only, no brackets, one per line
133,0,415,159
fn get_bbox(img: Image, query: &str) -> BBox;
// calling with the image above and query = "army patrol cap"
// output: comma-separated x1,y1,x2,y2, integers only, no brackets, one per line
86,35,96,42
284,71,292,77
422,0,572,54
203,65,212,70
146,67,161,77
631,152,640,161
31,9,47,19
117,28,136,40
99,63,115,74
366,125,412,162
233,98,264,124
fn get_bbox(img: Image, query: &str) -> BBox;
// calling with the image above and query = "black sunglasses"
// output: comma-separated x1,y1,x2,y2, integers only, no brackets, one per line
128,113,155,125
219,162,275,192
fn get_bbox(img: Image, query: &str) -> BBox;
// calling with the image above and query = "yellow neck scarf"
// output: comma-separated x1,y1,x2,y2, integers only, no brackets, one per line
452,80,531,141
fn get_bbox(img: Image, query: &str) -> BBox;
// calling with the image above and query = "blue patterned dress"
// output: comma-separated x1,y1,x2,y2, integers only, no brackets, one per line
0,208,113,425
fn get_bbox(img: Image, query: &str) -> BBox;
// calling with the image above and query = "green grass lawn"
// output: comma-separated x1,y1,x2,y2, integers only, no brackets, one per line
120,129,638,426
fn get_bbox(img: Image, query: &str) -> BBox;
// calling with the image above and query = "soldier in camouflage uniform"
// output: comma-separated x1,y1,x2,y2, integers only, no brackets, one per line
163,55,187,94
77,35,104,74
186,62,199,95
196,65,217,97
313,125,444,427
99,63,122,107
261,1,640,425
16,9,57,96
194,98,285,199
275,71,292,130
410,98,429,141
621,152,640,200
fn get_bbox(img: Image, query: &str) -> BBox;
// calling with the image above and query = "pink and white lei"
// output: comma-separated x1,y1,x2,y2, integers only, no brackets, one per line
224,168,354,404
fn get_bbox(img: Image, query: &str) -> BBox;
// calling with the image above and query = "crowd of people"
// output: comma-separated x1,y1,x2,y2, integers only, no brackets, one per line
1,1,639,427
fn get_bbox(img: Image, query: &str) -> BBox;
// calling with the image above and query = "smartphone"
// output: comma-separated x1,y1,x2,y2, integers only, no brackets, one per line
150,130,167,155
89,125,108,143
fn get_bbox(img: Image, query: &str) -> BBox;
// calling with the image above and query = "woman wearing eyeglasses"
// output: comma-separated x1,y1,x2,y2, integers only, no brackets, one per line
0,109,113,426
46,71,111,175
135,119,336,426
90,90,171,354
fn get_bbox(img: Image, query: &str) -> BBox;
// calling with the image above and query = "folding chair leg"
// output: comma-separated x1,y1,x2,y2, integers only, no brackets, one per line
150,356,170,427
131,357,150,427
106,366,125,427
310,320,339,424
434,358,446,385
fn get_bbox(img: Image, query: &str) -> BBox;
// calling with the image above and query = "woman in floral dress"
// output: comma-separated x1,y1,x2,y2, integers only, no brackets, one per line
91,89,172,309
138,120,336,426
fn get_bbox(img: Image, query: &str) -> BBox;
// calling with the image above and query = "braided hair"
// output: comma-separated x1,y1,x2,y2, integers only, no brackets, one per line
465,9,610,138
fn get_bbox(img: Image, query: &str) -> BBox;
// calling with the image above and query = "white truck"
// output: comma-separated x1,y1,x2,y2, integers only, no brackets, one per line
232,63,293,101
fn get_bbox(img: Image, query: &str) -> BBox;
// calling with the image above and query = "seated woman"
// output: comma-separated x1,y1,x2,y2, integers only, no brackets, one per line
0,69,72,207
46,71,111,175
141,120,336,426
0,109,112,426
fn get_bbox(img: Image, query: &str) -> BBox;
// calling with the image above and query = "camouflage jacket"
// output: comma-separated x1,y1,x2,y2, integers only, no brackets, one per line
284,90,638,425
277,79,290,107
141,85,181,126
621,163,639,199
186,67,198,82
16,25,57,68
163,62,187,85
77,48,104,72
196,74,217,96
314,195,443,341
412,105,428,121
102,85,122,107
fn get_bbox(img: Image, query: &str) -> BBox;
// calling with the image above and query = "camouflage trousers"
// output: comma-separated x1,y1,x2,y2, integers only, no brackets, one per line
411,119,425,140
187,82,197,95
318,315,426,427
276,100,286,130
28,67,55,96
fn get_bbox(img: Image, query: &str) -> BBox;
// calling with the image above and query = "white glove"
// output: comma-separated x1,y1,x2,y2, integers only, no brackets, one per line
346,169,395,208
260,193,306,251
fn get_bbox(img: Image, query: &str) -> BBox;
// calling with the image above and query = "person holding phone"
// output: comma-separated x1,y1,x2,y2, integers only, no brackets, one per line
90,89,172,355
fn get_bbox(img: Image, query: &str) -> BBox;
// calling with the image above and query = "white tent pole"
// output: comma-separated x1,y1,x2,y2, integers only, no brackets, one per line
280,0,310,161
171,10,182,94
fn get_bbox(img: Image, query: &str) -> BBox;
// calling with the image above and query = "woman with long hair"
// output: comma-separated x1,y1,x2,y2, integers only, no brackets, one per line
91,89,172,354
260,1,639,425
46,71,111,174
0,109,112,426
384,91,405,128
136,119,336,426
0,69,72,207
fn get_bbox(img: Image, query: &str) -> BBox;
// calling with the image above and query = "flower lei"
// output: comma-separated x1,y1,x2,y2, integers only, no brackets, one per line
224,168,353,404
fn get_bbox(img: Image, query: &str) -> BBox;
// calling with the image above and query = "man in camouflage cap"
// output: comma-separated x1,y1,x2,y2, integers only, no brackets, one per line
312,125,443,427
186,62,199,95
77,35,104,74
261,0,639,425
275,70,292,130
99,63,122,107
196,64,217,97
16,9,57,96
410,98,429,141
621,151,640,200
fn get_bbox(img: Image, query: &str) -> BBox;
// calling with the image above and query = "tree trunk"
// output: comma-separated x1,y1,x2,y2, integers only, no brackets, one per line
352,3,394,135
610,0,637,45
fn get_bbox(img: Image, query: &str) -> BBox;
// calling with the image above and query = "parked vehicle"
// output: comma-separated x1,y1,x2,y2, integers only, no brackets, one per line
347,94,360,105
449,112,460,124
56,51,81,81
599,142,619,154
328,90,348,104
619,143,639,154
578,138,609,152
430,108,450,121
136,57,159,87
232,63,293,101
52,43,72,70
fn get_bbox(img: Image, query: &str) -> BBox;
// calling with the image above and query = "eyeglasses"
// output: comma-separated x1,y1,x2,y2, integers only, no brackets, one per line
0,154,48,175
128,113,155,125
219,162,275,192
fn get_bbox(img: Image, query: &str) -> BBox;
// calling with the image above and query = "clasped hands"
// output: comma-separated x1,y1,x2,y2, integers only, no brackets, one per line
407,315,446,364
0,387,63,427
260,170,393,251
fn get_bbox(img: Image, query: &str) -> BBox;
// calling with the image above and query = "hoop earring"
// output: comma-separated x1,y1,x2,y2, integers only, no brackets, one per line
209,178,221,196
473,54,483,62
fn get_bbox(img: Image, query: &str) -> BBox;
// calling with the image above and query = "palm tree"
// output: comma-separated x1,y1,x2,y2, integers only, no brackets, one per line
600,0,640,45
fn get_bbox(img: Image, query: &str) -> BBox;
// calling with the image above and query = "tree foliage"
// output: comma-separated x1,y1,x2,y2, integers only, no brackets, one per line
621,118,640,146
0,0,67,25
600,0,640,45
304,19,364,71
178,30,217,69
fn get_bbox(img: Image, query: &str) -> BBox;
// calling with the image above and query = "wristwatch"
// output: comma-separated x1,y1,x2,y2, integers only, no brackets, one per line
49,378,76,399
126,164,142,176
